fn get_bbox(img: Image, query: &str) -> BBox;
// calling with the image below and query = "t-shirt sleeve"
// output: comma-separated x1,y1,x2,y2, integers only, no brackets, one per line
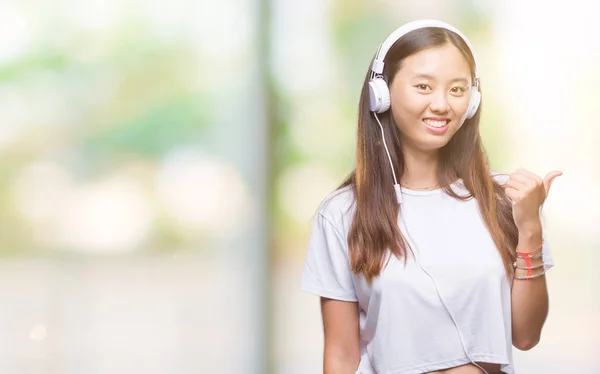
541,231,554,272
300,212,358,302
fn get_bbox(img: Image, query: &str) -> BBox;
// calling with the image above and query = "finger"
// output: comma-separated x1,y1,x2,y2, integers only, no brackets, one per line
506,178,528,191
543,171,563,194
511,171,536,186
505,187,521,205
517,168,544,184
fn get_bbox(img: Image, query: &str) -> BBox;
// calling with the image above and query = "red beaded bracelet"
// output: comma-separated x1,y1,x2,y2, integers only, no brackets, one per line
515,241,544,277
516,240,543,256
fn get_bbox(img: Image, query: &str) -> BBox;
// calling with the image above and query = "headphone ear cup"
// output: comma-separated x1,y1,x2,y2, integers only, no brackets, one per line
465,88,481,119
368,77,391,113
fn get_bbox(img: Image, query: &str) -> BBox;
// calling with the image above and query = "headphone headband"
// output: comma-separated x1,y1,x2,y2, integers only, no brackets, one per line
371,19,479,81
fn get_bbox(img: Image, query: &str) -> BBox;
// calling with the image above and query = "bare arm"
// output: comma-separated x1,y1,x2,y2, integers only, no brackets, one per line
511,225,549,350
321,297,361,374
504,169,561,350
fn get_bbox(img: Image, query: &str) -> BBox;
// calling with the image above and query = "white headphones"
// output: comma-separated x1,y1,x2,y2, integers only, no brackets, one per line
368,19,481,119
368,20,482,205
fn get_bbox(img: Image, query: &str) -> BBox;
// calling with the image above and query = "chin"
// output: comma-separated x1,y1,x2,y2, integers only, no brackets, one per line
417,133,454,150
397,121,458,151
421,140,451,151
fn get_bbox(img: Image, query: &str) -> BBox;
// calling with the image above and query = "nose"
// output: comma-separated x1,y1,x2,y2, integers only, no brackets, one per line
429,89,450,114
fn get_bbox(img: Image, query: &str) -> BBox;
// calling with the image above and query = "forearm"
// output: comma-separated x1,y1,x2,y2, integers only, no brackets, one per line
511,222,549,350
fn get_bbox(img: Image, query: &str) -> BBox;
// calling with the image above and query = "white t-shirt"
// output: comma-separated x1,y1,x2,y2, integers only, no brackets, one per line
300,174,554,374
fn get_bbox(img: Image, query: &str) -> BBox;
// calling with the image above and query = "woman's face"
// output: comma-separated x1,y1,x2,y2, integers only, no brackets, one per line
388,43,473,152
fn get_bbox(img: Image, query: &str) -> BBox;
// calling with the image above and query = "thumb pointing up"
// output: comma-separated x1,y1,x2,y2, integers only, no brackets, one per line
543,171,563,196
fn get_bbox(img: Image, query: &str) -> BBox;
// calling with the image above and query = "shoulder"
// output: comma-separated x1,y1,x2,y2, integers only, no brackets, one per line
490,170,510,185
316,185,356,230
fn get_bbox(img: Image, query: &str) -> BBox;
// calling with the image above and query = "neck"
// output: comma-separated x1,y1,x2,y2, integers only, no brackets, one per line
400,146,439,188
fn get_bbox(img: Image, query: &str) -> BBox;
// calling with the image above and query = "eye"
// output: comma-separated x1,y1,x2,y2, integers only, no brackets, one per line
416,84,431,91
450,86,466,94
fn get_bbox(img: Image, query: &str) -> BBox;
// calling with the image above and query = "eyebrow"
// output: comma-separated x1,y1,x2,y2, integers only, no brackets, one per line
413,73,469,84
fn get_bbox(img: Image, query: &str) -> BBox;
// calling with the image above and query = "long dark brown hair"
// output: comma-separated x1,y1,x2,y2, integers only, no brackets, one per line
334,27,518,282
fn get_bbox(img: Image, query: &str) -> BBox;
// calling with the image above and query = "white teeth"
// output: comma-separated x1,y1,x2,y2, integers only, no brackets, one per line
423,119,448,128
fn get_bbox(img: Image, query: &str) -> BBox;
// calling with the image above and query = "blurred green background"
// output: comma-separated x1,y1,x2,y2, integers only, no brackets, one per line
0,0,597,373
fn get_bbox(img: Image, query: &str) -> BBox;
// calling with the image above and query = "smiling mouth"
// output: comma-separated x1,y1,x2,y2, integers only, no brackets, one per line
422,118,450,128
422,118,450,135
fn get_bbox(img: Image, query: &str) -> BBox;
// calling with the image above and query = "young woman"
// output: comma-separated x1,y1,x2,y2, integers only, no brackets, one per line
300,19,561,374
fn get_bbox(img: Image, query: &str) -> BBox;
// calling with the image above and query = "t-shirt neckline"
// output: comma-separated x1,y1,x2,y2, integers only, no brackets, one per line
400,179,462,196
